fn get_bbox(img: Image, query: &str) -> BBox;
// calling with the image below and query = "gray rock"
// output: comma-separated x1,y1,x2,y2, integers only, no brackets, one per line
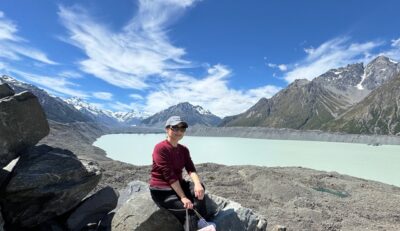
66,186,119,231
0,83,14,98
112,192,183,231
205,194,267,231
117,180,149,210
112,181,268,231
1,145,102,228
0,91,49,168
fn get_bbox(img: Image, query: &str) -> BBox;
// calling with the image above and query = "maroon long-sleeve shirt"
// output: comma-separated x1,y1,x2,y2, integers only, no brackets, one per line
149,140,196,188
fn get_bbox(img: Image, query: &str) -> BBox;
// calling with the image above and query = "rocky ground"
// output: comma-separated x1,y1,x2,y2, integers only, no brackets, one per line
41,121,400,231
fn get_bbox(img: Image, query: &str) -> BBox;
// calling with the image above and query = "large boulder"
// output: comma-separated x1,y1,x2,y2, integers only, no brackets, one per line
0,90,49,168
66,186,119,231
112,192,183,231
1,145,102,228
113,180,182,230
116,180,149,209
112,181,268,231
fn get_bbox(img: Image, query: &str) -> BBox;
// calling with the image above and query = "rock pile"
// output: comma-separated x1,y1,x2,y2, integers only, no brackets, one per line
0,83,118,230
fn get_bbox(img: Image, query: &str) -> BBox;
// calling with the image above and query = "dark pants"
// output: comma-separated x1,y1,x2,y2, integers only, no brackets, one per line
150,180,207,230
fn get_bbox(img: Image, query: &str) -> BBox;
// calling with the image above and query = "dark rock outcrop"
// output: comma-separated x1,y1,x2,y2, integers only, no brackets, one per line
66,186,119,231
1,145,102,228
0,169,9,190
0,90,49,168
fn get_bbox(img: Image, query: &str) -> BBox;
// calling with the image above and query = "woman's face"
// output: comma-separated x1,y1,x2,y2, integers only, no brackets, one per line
166,123,187,141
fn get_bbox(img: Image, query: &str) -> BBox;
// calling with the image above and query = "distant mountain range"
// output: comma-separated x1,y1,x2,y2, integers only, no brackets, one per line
64,97,150,126
220,56,400,135
2,55,400,135
0,75,221,127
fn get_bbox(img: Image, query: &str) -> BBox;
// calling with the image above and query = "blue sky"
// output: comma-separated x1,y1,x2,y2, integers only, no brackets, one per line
1,0,400,117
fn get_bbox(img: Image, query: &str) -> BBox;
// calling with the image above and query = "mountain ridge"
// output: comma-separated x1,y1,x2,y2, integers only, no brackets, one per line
221,55,400,135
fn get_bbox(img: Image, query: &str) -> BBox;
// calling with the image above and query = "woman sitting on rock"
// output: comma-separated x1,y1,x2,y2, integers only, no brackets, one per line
149,116,213,230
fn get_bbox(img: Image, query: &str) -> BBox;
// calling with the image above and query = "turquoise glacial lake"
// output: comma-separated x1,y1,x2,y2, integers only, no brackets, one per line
93,134,400,187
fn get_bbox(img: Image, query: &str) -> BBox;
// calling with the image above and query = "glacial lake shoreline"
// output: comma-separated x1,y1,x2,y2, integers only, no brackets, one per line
112,125,400,145
93,133,400,187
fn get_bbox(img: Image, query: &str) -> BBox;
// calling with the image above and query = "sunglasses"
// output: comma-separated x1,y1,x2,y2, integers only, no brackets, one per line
169,126,187,132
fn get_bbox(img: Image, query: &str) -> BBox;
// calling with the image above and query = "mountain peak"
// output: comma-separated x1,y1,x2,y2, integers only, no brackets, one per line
173,102,212,115
372,55,390,62
141,102,221,127
368,55,398,65
362,55,400,90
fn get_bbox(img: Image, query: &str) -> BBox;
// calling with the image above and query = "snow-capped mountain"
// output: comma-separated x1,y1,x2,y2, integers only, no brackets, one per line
64,97,149,126
141,102,221,127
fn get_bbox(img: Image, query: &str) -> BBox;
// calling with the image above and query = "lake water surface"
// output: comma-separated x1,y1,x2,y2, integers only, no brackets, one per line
93,134,400,187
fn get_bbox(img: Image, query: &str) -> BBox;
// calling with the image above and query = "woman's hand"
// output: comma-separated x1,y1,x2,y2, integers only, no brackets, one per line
181,197,194,209
194,183,205,200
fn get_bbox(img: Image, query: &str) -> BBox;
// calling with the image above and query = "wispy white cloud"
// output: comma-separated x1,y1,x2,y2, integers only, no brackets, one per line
11,70,88,98
283,37,382,83
267,63,287,71
59,70,83,79
144,65,281,117
92,92,113,100
278,64,287,71
0,11,57,65
58,0,197,90
0,11,21,42
108,101,142,112
129,93,144,100
381,37,400,61
391,38,400,47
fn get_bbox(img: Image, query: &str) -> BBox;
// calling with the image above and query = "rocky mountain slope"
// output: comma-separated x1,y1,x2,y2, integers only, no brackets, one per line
324,73,400,135
221,56,400,135
141,102,222,127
